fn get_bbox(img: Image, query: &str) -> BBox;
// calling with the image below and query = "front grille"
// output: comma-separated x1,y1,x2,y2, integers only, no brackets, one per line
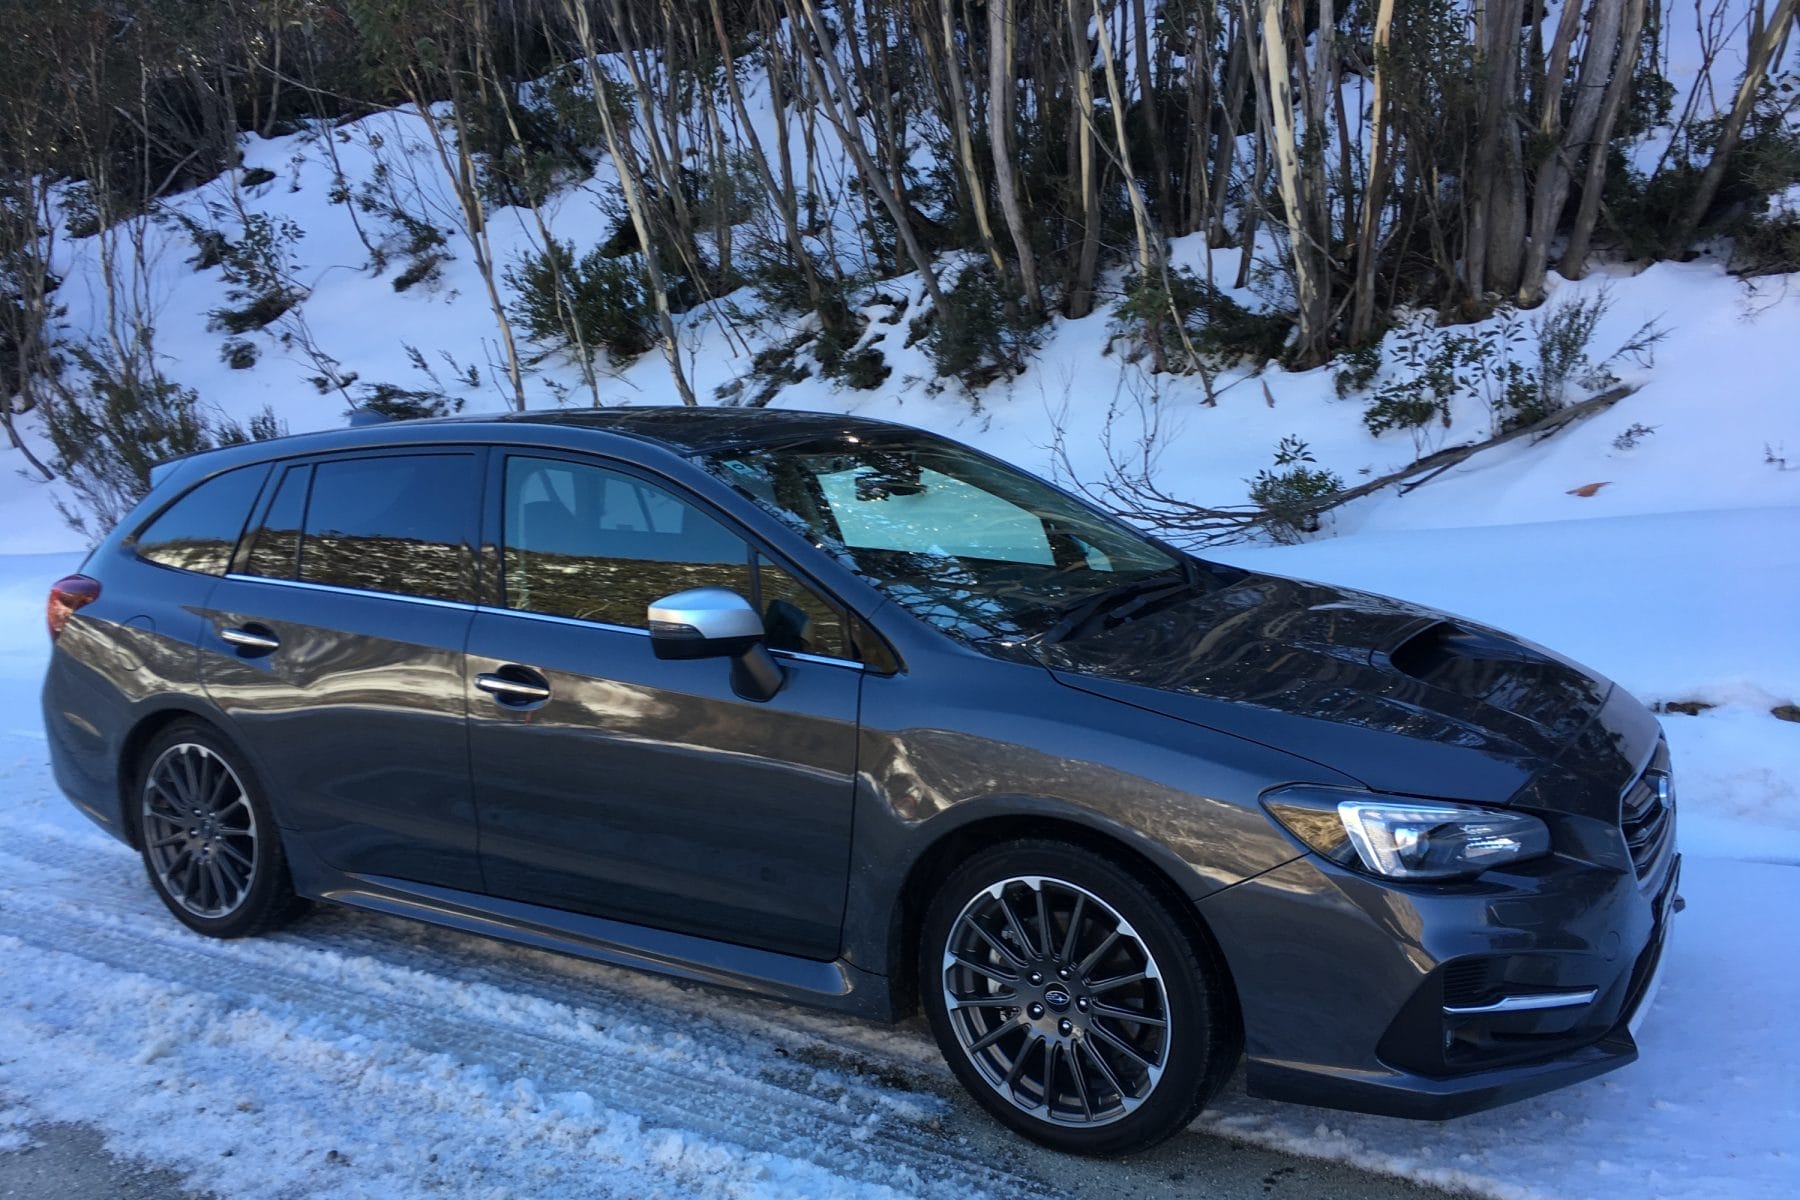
1620,741,1674,880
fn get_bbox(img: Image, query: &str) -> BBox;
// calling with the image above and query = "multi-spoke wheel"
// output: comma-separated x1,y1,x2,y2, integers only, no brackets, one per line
921,840,1238,1155
136,720,305,938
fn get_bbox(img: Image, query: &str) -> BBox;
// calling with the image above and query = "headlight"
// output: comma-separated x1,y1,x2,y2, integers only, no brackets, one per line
1263,786,1551,881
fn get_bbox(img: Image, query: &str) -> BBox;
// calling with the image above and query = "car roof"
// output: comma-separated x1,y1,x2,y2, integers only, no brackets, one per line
154,406,922,485
467,406,913,454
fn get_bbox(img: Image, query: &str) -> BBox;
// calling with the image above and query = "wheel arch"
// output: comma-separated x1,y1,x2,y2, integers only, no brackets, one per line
882,804,1244,1036
115,701,242,849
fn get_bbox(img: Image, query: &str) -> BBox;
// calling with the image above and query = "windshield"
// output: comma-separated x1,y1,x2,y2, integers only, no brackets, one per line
698,430,1180,643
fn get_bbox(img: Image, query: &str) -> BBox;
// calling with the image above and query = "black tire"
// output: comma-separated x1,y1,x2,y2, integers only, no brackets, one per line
134,719,307,939
919,839,1239,1156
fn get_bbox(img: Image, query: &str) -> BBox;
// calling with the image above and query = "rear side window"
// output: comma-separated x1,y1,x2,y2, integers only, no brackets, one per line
133,465,269,576
243,465,308,580
242,454,476,604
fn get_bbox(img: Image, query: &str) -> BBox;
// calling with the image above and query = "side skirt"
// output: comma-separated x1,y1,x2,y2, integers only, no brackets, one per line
282,837,897,1021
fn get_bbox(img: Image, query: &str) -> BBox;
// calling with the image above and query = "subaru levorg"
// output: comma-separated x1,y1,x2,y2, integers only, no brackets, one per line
43,408,1680,1155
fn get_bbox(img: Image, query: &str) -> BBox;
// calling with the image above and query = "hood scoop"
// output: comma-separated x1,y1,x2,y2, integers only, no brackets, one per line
1383,620,1581,720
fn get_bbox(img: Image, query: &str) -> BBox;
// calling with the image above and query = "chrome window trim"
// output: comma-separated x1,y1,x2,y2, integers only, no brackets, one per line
1442,988,1598,1016
471,604,865,670
472,604,649,638
223,573,475,612
218,576,867,670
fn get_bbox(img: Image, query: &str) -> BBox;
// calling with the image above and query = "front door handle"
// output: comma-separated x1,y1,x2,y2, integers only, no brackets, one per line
475,670,552,705
220,626,280,654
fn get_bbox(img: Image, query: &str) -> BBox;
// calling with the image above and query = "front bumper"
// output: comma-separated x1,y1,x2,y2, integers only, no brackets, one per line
1198,840,1680,1120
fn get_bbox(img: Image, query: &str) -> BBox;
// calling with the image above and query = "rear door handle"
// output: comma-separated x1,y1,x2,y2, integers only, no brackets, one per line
220,626,280,654
475,669,552,705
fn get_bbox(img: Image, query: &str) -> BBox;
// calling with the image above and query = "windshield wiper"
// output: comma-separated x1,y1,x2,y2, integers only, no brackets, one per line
1034,562,1196,644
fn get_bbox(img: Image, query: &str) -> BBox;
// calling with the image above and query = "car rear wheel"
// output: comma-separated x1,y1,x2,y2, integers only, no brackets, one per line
137,720,306,938
919,839,1238,1155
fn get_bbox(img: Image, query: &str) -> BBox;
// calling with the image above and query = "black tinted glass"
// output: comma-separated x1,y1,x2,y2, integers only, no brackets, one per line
134,465,269,576
504,457,750,626
299,455,475,602
757,558,848,658
243,465,309,580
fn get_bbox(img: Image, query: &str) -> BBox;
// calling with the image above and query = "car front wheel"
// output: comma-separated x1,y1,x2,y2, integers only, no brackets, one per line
919,840,1239,1155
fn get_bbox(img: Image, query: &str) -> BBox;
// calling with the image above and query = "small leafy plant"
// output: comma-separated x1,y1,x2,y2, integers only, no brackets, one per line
1248,436,1344,544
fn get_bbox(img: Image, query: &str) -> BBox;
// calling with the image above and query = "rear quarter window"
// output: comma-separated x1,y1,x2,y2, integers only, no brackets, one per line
132,465,270,576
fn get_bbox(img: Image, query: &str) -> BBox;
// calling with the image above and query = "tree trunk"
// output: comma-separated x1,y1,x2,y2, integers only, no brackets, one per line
1130,0,1171,219
1092,0,1156,280
566,1,698,406
1466,0,1527,301
990,0,1043,311
1065,0,1102,317
937,0,1009,282
785,0,944,307
1667,0,1800,253
1563,0,1650,277
1518,0,1627,306
1349,0,1396,345
1250,0,1328,365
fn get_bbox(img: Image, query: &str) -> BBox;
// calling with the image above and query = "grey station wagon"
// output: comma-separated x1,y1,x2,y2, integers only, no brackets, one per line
43,408,1680,1154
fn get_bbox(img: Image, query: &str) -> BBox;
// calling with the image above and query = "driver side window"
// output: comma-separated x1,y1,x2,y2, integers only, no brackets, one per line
503,456,751,629
501,457,850,659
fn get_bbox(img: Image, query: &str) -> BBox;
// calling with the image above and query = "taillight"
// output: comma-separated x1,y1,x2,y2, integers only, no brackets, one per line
48,574,102,641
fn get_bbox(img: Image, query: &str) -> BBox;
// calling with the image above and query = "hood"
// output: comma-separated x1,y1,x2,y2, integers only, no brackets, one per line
1037,571,1616,805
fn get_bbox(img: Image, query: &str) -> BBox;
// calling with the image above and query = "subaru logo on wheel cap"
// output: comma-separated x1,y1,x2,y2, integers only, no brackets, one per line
1043,988,1072,1010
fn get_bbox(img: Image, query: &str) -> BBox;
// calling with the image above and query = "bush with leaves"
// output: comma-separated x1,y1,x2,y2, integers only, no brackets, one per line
919,265,1041,387
45,348,281,537
1730,209,1800,277
505,239,656,363
1247,436,1344,544
347,382,463,423
1332,343,1383,398
1605,76,1800,258
206,213,305,335
1113,267,1292,374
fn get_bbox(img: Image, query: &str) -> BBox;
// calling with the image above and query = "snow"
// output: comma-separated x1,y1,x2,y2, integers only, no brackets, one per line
2,9,1798,1196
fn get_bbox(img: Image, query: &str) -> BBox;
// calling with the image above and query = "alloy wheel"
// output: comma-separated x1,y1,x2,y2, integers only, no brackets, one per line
141,742,259,919
941,875,1171,1127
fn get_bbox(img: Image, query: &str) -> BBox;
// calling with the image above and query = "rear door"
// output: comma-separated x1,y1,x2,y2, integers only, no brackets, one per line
465,451,863,960
201,449,485,891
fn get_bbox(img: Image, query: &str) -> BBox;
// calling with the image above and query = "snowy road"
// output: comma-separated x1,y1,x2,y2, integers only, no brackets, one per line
0,783,1464,1200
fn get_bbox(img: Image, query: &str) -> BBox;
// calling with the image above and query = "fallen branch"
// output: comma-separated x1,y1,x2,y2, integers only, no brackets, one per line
1055,382,1640,546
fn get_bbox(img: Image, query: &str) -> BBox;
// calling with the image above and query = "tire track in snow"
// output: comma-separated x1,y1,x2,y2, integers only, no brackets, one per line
0,833,1057,1199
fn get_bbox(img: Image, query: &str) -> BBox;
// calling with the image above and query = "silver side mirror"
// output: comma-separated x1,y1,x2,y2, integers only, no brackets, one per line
646,587,783,701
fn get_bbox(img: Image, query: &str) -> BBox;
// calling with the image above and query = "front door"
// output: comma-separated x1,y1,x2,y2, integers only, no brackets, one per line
465,452,861,961
201,450,484,892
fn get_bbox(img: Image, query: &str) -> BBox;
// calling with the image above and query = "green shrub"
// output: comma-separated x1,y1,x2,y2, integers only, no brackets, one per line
220,338,258,369
737,336,811,406
1247,436,1344,544
920,265,1041,387
505,239,656,362
826,345,889,390
391,252,444,292
1113,267,1292,374
347,382,462,422
1332,343,1383,398
1730,209,1800,277
208,288,298,334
